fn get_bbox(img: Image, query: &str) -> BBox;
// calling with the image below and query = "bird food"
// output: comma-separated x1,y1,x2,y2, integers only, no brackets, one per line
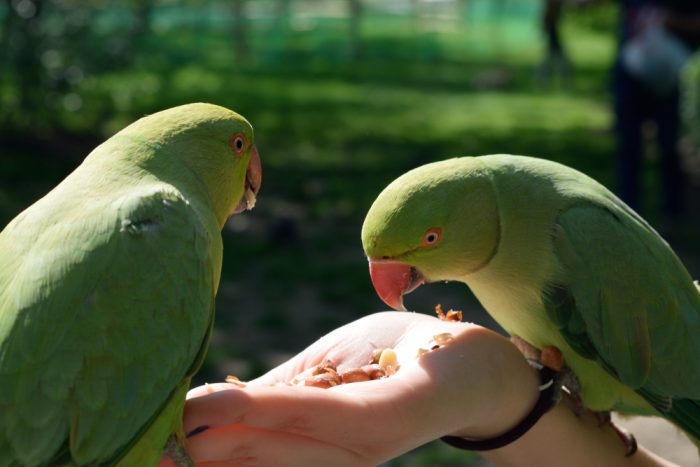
432,332,455,345
224,375,247,387
290,354,394,388
226,318,462,390
435,304,463,322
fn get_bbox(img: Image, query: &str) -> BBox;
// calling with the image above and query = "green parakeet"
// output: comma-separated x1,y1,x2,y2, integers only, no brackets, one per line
0,103,262,466
361,154,700,445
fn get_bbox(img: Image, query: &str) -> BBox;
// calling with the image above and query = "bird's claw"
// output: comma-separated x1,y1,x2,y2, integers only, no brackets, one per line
604,416,638,457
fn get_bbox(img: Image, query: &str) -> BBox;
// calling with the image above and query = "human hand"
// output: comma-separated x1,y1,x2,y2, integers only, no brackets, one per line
162,311,541,466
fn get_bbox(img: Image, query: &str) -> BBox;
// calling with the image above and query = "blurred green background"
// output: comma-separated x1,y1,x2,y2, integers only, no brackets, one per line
2,1,699,465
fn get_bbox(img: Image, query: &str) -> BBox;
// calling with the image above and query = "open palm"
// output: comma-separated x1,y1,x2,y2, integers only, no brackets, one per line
165,312,539,467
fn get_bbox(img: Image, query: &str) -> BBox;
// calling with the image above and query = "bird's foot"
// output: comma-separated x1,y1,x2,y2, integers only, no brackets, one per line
557,369,587,417
594,410,611,427
508,336,637,456
509,336,564,371
510,336,587,413
165,434,195,467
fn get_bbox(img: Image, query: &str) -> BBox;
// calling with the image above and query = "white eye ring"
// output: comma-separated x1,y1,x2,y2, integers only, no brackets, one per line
422,227,442,247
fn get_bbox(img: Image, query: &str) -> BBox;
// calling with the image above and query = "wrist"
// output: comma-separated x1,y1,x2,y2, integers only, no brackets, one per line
448,331,542,440
442,363,558,451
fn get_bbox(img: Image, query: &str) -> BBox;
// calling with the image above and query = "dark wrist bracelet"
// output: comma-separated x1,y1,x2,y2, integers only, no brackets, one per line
441,363,559,451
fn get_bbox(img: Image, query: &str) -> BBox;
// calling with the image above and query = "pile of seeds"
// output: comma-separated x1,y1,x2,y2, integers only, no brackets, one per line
225,305,463,388
289,347,400,388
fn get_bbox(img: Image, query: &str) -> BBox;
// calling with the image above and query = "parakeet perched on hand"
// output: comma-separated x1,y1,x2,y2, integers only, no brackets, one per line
362,154,700,447
0,103,262,466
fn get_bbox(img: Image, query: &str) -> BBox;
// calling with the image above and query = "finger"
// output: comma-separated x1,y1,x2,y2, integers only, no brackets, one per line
183,385,366,435
249,352,319,387
183,372,436,459
186,424,372,467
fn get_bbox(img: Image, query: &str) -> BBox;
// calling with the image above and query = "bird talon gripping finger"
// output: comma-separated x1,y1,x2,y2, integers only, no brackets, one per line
592,411,638,456
362,155,700,455
618,427,639,457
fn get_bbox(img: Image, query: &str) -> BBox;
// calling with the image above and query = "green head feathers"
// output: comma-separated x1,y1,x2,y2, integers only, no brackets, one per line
93,102,261,227
362,157,500,283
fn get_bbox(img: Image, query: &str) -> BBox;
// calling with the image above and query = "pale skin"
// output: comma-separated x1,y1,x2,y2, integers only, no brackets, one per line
161,312,678,467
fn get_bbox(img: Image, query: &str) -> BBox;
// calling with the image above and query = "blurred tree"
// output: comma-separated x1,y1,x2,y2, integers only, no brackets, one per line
232,0,249,61
112,0,155,64
0,0,156,133
347,0,362,58
275,0,291,30
682,52,700,156
1,0,48,129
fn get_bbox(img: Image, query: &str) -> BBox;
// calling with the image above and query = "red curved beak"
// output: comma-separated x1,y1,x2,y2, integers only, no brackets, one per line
233,145,262,214
368,259,424,311
247,145,262,196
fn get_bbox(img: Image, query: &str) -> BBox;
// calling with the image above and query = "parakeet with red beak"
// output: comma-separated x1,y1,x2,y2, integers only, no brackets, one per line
361,154,700,447
0,103,261,466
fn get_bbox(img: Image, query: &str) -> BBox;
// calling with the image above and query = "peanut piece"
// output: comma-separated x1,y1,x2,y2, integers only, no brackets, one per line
369,348,385,365
290,366,319,385
432,332,454,345
305,372,341,388
435,304,446,320
340,368,371,384
362,364,386,380
312,359,337,376
436,304,463,322
445,309,463,322
378,348,399,373
225,375,247,387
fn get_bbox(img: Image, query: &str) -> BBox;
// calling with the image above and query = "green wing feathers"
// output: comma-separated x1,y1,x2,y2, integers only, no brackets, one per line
548,204,700,399
0,186,216,466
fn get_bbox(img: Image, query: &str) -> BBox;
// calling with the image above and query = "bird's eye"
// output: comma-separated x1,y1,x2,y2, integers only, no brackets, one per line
230,133,247,157
422,227,442,247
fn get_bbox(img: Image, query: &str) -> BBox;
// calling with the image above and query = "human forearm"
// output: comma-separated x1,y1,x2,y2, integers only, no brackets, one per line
481,404,677,467
441,331,677,467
